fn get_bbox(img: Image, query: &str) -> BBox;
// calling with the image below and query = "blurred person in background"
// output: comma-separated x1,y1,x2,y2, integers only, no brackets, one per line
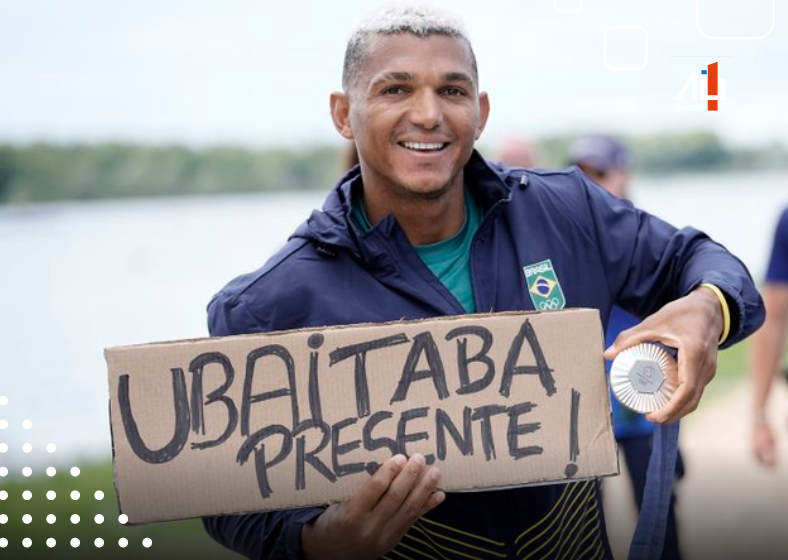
750,207,788,468
494,136,541,168
570,134,684,560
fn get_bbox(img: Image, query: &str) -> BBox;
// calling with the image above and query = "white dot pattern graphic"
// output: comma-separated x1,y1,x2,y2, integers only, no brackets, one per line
0,399,155,553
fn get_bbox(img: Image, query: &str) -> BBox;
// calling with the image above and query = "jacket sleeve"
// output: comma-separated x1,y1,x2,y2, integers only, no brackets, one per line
202,290,325,560
574,169,765,347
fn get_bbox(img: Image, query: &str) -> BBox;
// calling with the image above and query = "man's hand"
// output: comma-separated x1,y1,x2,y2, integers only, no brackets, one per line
753,419,777,468
301,453,444,560
604,286,724,424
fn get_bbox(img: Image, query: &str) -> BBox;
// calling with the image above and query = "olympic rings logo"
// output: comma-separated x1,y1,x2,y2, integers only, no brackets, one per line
538,298,563,311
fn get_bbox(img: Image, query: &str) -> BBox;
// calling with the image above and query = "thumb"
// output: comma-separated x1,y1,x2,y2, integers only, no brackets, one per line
604,327,651,360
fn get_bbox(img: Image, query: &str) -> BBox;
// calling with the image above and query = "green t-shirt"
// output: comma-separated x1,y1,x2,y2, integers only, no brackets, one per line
350,186,481,313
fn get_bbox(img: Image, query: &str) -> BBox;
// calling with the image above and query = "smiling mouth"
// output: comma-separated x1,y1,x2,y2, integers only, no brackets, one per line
399,141,448,152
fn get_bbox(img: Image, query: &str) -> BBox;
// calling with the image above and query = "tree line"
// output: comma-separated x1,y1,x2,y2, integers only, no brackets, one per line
0,132,785,204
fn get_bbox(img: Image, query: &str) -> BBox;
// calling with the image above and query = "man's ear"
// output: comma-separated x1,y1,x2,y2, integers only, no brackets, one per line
330,91,354,140
476,91,491,140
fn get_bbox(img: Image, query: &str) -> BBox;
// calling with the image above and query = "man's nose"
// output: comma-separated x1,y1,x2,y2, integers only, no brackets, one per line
408,90,442,129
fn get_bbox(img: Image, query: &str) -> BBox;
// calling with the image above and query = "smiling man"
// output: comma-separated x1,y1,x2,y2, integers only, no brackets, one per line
331,31,488,247
203,3,764,560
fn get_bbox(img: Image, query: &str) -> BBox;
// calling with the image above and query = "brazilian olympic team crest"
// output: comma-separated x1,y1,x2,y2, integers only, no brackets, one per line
522,259,566,311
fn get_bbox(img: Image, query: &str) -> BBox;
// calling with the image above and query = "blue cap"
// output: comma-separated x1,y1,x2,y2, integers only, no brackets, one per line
569,135,631,173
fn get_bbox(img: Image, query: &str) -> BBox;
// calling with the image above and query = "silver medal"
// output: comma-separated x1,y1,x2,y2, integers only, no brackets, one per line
610,343,677,413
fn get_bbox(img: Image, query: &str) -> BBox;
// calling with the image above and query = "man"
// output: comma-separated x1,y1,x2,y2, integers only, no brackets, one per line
750,207,788,468
570,135,684,560
495,136,542,168
203,4,764,559
568,135,631,199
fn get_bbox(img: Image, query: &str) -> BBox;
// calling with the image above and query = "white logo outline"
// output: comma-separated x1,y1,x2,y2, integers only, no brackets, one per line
696,0,775,41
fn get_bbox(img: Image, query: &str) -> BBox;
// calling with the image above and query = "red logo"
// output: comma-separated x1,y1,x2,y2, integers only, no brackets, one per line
675,62,725,112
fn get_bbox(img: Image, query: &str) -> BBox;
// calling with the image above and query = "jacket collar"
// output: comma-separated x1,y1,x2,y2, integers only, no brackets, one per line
291,149,513,261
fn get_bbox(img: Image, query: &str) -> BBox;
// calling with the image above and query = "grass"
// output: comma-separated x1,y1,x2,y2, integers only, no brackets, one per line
0,462,238,559
703,337,752,405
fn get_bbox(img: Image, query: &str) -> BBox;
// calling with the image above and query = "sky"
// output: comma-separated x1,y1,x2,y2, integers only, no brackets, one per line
0,0,786,149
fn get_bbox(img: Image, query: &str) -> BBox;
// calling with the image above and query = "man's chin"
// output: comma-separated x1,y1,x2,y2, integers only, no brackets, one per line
397,174,459,200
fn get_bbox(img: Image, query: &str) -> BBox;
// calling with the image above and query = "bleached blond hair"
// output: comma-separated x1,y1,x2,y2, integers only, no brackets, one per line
342,2,478,91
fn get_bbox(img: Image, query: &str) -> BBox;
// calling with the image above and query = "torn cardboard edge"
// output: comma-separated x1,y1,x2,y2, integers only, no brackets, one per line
106,309,618,524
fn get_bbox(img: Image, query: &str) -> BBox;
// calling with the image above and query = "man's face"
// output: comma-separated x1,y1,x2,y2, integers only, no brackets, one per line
334,33,489,202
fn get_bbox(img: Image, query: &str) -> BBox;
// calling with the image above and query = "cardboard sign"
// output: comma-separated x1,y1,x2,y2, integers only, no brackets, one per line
106,309,618,524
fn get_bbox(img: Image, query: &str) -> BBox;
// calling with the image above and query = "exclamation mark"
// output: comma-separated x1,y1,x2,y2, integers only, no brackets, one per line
564,388,581,478
707,62,718,111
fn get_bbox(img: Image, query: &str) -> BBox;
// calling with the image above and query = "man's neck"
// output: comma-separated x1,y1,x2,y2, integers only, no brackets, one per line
364,186,466,246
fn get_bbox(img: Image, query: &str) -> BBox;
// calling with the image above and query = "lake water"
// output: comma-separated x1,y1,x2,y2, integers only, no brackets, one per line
0,170,786,468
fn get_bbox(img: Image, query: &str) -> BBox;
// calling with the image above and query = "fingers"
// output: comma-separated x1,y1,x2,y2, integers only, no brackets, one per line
647,338,716,423
347,454,407,515
374,454,442,526
603,320,681,361
418,484,446,517
303,453,442,560
603,325,654,360
753,424,777,468
606,294,721,424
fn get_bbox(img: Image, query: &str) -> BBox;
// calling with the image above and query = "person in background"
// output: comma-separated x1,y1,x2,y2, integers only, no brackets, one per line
494,136,541,168
203,4,763,559
750,207,788,468
569,134,684,560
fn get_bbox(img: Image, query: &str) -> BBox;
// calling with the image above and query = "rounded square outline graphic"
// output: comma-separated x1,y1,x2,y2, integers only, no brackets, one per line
555,0,583,12
604,27,648,70
696,0,775,40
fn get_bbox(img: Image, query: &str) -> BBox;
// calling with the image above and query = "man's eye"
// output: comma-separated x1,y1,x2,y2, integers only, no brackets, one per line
443,87,465,96
383,86,406,95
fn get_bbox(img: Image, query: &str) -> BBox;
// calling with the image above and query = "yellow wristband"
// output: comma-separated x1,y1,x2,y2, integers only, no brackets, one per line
700,283,731,345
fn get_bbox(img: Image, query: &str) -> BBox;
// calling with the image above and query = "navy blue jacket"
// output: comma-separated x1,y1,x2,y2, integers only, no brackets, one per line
203,151,764,560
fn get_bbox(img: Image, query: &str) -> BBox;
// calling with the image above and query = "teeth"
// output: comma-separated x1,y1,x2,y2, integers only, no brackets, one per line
401,141,445,151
